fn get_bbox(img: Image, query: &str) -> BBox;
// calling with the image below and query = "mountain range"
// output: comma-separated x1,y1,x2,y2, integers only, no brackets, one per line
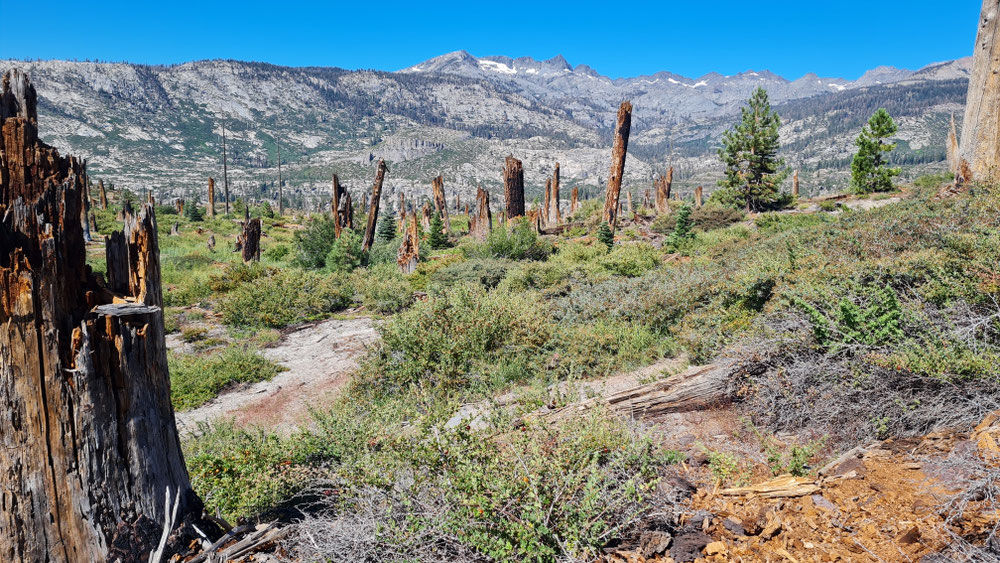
0,52,972,207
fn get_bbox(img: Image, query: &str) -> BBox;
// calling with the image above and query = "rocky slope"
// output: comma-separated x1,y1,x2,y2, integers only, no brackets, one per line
0,55,972,207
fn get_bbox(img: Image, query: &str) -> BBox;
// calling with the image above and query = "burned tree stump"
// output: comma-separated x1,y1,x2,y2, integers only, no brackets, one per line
361,159,387,252
958,0,1000,184
174,198,184,214
397,211,420,274
241,218,261,262
421,202,431,230
695,186,703,208
626,190,634,216
655,167,672,214
469,185,493,240
792,170,800,198
0,69,211,562
207,177,216,217
543,177,552,226
602,101,633,232
430,174,450,232
571,185,579,215
503,155,525,219
331,173,352,237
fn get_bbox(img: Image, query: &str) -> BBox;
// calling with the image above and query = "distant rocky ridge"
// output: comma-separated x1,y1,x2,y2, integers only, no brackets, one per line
0,54,971,207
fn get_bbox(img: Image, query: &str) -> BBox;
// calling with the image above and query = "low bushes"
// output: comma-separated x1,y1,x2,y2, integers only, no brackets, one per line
169,346,285,411
220,268,352,328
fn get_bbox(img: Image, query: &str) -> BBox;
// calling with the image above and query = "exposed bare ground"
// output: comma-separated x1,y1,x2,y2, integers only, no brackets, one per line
175,317,377,435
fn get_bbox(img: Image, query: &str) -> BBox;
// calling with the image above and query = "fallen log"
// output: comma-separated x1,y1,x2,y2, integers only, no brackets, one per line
720,475,820,498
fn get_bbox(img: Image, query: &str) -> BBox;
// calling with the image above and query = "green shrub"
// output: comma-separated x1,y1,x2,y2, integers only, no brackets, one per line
665,204,694,251
220,268,353,328
427,212,449,249
264,243,290,262
818,200,838,212
351,264,414,314
913,172,953,189
599,243,661,277
477,219,553,261
430,257,513,290
691,204,746,231
169,346,285,411
596,222,614,250
208,262,275,293
324,228,364,273
295,217,338,269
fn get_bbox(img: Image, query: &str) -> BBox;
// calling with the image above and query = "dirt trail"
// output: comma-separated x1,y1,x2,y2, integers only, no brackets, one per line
175,317,377,434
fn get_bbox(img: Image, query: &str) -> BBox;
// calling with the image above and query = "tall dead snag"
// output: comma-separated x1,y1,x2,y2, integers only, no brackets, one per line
655,166,672,213
174,198,184,214
421,202,432,230
241,217,261,262
551,162,561,224
602,100,633,231
397,211,420,274
958,0,1000,184
626,191,634,216
207,177,216,217
430,174,450,231
331,174,352,237
0,69,210,562
642,189,652,210
571,185,579,214
398,191,406,233
98,177,108,209
792,170,800,198
947,113,961,175
543,177,552,226
694,186,703,208
469,185,493,240
503,155,525,219
361,159,387,252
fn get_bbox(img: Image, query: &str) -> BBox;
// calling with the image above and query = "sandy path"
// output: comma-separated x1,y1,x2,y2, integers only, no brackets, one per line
175,317,378,435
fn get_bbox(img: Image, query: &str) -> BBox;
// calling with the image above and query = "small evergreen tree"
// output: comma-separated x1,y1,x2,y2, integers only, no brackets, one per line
596,222,614,250
184,198,204,222
718,87,788,212
428,212,448,249
850,109,901,194
666,204,694,250
377,209,397,242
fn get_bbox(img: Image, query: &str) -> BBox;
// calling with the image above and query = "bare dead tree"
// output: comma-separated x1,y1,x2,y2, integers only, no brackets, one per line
602,101,633,232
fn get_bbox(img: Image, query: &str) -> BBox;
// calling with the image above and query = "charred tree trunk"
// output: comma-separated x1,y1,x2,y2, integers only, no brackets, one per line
571,185,579,214
397,211,420,274
469,185,493,240
602,101,633,232
421,202,431,230
241,218,261,262
694,186,703,208
626,190,634,217
503,155,525,219
398,191,406,233
361,159,387,252
543,177,552,226
0,69,211,562
792,170,800,198
331,174,353,237
221,120,230,215
655,167,672,214
958,0,1000,184
430,174,450,231
207,177,216,217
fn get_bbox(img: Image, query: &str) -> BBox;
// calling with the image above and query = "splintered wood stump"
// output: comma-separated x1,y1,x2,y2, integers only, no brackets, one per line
602,101,633,231
421,202,431,230
207,177,216,217
626,190,634,216
331,173,353,236
469,185,493,240
552,162,561,224
959,0,1000,183
241,217,261,262
695,186,703,208
792,170,800,198
543,177,552,226
655,167,672,214
397,211,420,274
398,191,406,233
0,69,210,562
174,198,184,214
362,159,387,252
430,174,450,231
503,155,525,219
571,185,579,214
99,177,108,209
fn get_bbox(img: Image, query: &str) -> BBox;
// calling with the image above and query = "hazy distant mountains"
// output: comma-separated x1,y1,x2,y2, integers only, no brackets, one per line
0,53,971,206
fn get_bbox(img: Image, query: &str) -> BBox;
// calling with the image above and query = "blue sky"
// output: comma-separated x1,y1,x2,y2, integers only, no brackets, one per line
0,0,982,79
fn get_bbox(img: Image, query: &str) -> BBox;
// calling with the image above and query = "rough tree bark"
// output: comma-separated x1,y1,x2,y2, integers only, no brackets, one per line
543,177,552,226
207,177,216,217
361,159,387,252
430,174,450,231
174,198,184,214
626,190,634,216
551,162,561,224
469,185,493,240
503,155,525,219
421,202,431,230
792,170,800,198
958,0,1000,183
331,174,352,237
571,185,579,214
602,101,633,232
655,167,672,214
397,211,419,274
0,69,212,562
398,191,406,233
694,186,703,208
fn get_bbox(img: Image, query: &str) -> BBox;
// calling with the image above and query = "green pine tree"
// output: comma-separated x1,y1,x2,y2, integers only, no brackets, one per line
717,87,788,212
596,222,614,250
377,209,397,242
184,198,204,222
666,203,694,250
428,212,448,249
850,109,901,194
